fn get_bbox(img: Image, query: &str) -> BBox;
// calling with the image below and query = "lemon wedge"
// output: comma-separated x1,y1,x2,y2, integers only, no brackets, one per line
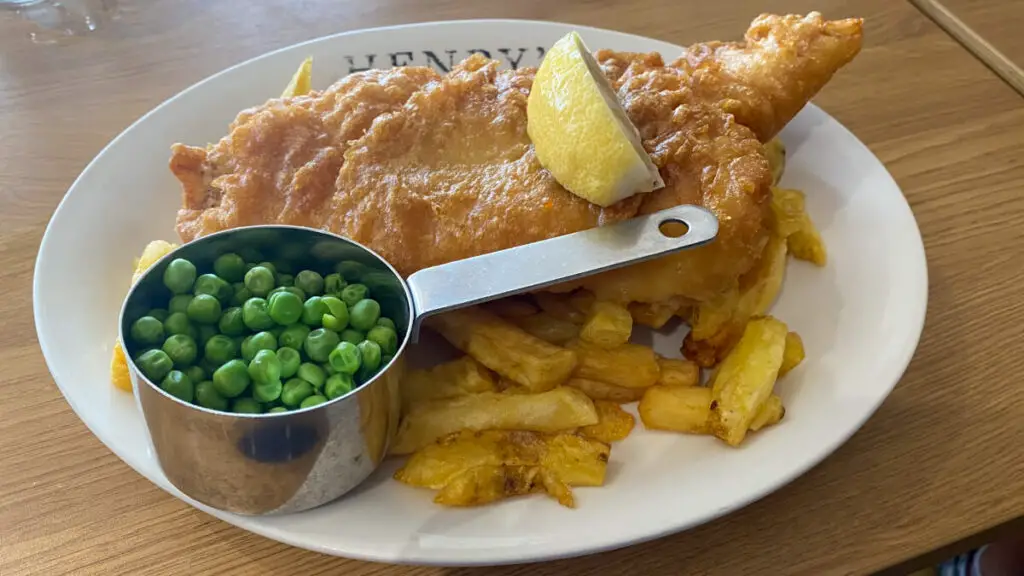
528,32,663,207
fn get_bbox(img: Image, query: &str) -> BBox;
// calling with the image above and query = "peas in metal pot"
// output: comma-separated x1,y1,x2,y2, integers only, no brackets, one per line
366,325,398,356
320,296,349,331
357,340,382,380
212,359,250,398
232,397,263,414
163,258,197,294
325,373,354,400
162,334,198,367
195,380,229,411
349,299,381,331
184,365,206,384
296,362,326,389
160,370,194,402
269,286,306,301
376,317,396,331
168,294,193,315
301,296,328,327
130,316,165,346
277,346,301,379
218,307,246,336
300,395,328,409
244,266,275,297
230,282,252,307
340,329,365,345
304,328,340,363
328,341,361,375
281,378,314,407
241,331,277,362
278,324,310,350
335,260,367,282
136,349,173,382
205,334,238,366
267,406,289,414
242,297,275,331
324,273,347,296
295,270,324,296
194,273,232,303
146,308,170,323
187,293,222,325
163,312,193,337
257,261,277,276
196,324,217,348
277,273,295,287
267,291,303,325
340,284,369,308
213,253,246,283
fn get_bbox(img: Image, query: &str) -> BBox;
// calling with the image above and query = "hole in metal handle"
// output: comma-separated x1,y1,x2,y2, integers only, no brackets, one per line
658,218,690,238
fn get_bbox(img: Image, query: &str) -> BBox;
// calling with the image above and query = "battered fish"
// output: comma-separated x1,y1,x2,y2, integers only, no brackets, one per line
171,13,863,304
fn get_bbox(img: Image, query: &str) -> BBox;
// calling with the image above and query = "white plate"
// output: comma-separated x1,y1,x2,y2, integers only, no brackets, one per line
33,19,928,566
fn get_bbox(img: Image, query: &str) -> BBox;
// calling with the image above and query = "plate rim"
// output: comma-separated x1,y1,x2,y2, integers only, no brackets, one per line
33,18,930,566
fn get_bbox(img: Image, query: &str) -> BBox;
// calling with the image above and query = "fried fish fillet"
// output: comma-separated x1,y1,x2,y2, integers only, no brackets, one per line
171,13,862,304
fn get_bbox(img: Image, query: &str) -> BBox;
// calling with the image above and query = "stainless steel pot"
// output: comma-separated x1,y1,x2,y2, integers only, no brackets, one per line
119,205,717,515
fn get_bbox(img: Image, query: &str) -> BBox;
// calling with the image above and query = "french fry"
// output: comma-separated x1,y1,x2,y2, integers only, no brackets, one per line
749,394,785,431
656,358,700,387
565,377,645,404
567,339,660,389
390,387,598,454
112,240,179,392
533,292,588,324
770,187,826,266
483,297,539,318
708,316,788,446
400,356,497,414
395,430,609,508
779,332,805,377
280,56,313,98
426,307,577,392
580,400,636,443
639,386,712,434
508,312,579,345
683,233,787,367
629,299,683,329
765,138,786,185
579,301,632,348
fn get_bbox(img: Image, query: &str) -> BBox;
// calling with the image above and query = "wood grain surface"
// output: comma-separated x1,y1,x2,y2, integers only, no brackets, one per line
3,0,1024,574
938,0,1024,68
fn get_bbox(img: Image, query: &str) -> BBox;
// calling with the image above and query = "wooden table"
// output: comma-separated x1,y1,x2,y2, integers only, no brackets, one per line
3,0,1023,574
936,0,1024,68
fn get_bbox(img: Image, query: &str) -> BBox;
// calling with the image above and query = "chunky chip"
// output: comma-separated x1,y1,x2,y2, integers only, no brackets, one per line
400,356,497,414
579,301,633,348
565,377,645,404
568,339,660,389
580,400,636,443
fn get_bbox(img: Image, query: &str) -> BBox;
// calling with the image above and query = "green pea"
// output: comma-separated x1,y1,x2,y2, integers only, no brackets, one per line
281,378,314,407
270,324,286,339
349,299,381,331
277,346,301,379
199,356,221,377
340,329,365,345
218,307,246,336
237,247,264,265
136,349,173,382
258,261,278,276
244,266,276,297
328,341,361,375
376,317,396,331
277,273,294,287
146,308,170,323
241,331,277,362
160,370,194,402
300,395,328,409
296,362,326,389
324,273,347,297
267,406,289,414
253,380,282,403
204,335,238,366
196,324,217,348
325,373,354,400
168,294,193,315
268,291,303,325
163,258,197,294
269,286,306,301
248,349,282,385
130,316,165,346
304,328,340,363
278,324,311,350
321,296,349,330
187,293,222,325
357,340,382,380
340,283,369,307
322,361,339,376
294,270,324,296
162,334,198,367
163,312,190,337
195,380,229,411
381,353,394,366
366,325,399,355
185,365,206,384
335,260,367,282
230,282,252,307
213,253,246,283
232,397,263,414
193,273,232,303
242,297,275,330
213,359,250,398
301,296,328,327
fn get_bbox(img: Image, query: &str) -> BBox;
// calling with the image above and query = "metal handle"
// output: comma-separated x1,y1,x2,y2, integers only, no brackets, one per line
404,204,718,341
